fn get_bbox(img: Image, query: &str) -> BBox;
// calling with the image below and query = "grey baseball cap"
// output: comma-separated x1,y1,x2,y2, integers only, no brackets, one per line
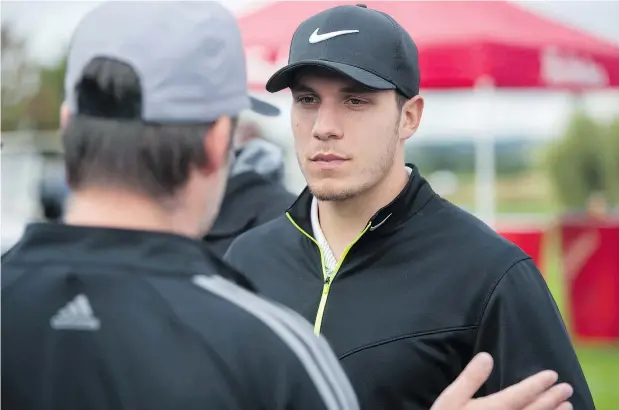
64,2,279,122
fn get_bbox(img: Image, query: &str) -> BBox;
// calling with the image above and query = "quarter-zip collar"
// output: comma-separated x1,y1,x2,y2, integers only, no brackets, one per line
286,163,437,238
8,222,257,291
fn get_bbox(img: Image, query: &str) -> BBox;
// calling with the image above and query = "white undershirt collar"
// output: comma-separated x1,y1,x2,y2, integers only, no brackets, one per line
310,166,412,274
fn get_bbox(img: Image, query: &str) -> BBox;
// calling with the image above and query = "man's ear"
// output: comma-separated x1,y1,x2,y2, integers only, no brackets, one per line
60,103,71,130
399,95,424,140
202,116,232,175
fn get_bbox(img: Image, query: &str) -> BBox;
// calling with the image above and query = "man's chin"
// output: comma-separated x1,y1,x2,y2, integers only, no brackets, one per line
308,182,357,202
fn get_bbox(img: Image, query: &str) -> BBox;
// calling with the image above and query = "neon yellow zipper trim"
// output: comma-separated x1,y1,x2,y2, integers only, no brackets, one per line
286,212,371,335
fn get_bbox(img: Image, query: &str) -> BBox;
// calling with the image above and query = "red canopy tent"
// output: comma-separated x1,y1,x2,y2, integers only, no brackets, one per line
238,1,619,91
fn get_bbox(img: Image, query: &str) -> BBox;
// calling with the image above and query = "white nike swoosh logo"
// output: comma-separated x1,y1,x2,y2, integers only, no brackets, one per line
309,28,360,44
369,213,392,231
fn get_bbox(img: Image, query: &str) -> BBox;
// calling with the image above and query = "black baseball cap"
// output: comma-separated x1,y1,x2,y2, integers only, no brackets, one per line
266,4,420,98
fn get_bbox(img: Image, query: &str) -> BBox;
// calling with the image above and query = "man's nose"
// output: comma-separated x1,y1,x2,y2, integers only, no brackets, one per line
312,106,343,141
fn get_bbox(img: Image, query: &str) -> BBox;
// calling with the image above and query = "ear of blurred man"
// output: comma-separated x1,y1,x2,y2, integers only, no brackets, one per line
60,103,71,130
201,116,233,177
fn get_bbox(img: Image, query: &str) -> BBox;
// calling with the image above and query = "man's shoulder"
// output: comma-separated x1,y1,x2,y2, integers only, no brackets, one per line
228,213,295,252
404,199,541,322
151,273,309,343
424,199,532,276
151,273,339,381
168,274,359,410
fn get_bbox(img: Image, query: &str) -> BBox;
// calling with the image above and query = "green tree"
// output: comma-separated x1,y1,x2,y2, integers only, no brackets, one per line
546,111,619,211
26,56,67,130
1,24,67,132
1,23,39,131
599,116,619,205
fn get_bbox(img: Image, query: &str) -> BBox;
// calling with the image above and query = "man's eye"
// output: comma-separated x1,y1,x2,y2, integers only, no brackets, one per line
297,96,317,104
347,98,365,105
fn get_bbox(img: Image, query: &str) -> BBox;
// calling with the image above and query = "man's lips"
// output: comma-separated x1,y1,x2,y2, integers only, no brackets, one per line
310,153,349,162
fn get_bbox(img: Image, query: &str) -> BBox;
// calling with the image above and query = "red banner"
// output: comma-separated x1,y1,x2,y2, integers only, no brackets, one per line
560,218,619,343
498,227,544,270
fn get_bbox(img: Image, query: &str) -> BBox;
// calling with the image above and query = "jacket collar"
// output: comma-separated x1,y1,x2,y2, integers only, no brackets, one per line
7,222,256,291
286,164,437,238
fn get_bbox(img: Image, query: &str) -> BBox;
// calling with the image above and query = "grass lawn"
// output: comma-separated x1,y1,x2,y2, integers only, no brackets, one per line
537,224,619,410
575,346,619,410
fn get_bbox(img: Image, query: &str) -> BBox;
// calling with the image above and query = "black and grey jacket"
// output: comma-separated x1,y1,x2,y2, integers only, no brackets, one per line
1,223,358,410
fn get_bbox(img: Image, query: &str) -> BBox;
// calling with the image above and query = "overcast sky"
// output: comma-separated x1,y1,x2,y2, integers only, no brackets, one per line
1,1,619,66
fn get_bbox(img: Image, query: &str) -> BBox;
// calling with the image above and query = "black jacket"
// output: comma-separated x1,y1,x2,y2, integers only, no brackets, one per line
2,223,358,410
225,165,594,410
204,171,295,258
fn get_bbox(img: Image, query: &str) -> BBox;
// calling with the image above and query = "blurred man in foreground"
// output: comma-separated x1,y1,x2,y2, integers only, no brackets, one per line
3,2,575,410
1,3,357,409
225,4,593,410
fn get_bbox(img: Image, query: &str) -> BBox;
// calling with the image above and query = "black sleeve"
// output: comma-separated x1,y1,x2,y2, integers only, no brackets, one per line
255,331,360,410
474,258,595,409
226,290,359,410
191,261,358,410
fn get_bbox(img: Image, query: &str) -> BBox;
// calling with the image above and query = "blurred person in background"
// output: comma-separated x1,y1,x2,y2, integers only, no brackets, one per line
225,4,593,410
1,3,358,409
203,120,296,257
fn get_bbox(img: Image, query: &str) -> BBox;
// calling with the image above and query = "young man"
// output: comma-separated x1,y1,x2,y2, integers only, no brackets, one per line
1,3,356,409
225,4,594,410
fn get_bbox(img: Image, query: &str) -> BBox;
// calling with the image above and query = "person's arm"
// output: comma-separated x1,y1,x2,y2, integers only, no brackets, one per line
248,297,359,409
267,328,360,410
473,258,594,409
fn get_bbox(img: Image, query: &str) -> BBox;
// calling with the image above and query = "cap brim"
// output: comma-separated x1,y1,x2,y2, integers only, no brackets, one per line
266,60,396,93
249,96,280,117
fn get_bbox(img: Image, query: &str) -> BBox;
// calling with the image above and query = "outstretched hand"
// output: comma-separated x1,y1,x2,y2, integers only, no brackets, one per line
431,353,574,410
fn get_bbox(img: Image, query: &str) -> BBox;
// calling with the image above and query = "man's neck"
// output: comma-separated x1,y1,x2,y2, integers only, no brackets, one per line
317,165,410,259
64,188,199,238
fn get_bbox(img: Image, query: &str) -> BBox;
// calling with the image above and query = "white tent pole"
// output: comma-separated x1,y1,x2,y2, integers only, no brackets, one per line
474,77,497,228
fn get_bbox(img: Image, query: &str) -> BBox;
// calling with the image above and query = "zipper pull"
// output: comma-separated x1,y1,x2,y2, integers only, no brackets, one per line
324,276,331,285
